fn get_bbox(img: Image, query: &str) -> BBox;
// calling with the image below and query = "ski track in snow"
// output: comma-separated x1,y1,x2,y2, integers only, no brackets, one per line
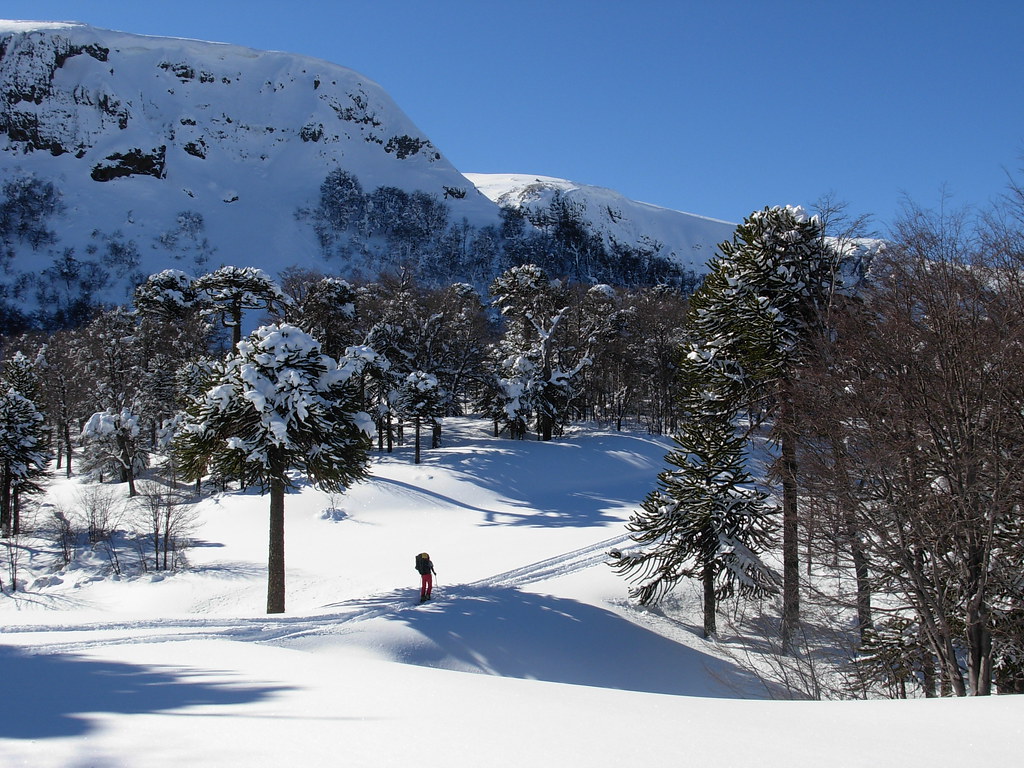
1,532,633,654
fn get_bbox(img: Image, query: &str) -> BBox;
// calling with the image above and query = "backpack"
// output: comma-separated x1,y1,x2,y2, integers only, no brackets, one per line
415,552,431,573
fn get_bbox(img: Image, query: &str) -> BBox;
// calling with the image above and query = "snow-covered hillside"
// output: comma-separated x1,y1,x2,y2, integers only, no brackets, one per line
2,419,1021,766
0,20,499,309
466,172,737,276
0,21,739,327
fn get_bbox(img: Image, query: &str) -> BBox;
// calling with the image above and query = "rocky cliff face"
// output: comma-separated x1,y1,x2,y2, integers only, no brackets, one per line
0,21,463,178
0,21,733,332
0,21,500,327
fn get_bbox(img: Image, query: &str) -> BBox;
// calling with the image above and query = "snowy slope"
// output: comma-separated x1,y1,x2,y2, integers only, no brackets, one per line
465,172,737,275
1,419,1021,767
0,20,500,306
0,21,741,321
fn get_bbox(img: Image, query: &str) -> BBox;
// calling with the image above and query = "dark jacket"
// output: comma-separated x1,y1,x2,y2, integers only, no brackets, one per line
415,553,435,575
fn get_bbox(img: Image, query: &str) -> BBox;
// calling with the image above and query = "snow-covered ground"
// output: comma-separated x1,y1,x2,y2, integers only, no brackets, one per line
2,419,1021,767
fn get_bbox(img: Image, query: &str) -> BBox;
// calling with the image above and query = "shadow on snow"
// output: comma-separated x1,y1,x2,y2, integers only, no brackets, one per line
374,429,672,529
344,583,762,699
0,645,287,740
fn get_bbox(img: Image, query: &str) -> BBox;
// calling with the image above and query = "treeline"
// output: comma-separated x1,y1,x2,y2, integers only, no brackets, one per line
0,168,697,334
305,168,700,291
0,261,692,510
0,260,691,603
4,180,1022,696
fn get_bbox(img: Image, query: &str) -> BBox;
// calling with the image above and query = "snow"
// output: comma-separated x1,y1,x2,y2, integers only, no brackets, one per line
464,172,738,274
0,21,502,311
2,418,1022,766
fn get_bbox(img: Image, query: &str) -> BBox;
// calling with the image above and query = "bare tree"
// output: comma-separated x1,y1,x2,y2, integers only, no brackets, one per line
796,202,1024,695
132,479,198,571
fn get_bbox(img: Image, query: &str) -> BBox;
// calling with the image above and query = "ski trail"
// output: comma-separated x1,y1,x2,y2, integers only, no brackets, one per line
2,533,632,652
466,531,631,589
0,591,417,652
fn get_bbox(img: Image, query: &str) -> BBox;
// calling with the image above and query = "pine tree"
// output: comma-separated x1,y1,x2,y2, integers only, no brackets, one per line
133,269,200,320
195,266,288,348
173,323,371,613
488,265,589,440
284,275,358,359
398,371,443,464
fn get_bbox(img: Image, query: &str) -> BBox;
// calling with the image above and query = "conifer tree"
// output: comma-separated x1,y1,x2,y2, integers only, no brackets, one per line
195,266,288,348
488,265,589,440
173,324,371,613
284,276,358,359
613,334,777,636
0,387,48,537
686,205,837,650
399,371,443,464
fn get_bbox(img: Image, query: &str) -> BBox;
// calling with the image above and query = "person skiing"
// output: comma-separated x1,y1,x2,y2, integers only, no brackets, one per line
415,552,436,602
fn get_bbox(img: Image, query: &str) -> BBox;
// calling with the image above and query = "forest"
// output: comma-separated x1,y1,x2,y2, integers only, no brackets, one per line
0,179,1022,698
0,169,699,336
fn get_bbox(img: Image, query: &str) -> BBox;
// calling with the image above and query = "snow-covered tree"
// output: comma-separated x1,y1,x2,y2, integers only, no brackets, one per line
195,266,288,348
283,274,358,359
0,387,49,537
134,273,214,453
173,323,372,613
79,306,143,411
687,205,837,650
398,370,443,464
488,265,590,440
613,340,778,636
80,407,147,496
133,269,200,320
1,351,40,401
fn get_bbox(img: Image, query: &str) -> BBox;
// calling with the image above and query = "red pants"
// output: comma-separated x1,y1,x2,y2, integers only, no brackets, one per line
420,573,433,600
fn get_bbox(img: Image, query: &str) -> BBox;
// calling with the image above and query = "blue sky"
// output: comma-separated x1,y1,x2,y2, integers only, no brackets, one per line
4,0,1023,230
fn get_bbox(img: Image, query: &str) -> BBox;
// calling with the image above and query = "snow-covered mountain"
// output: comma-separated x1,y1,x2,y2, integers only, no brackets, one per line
0,20,736,328
465,173,736,277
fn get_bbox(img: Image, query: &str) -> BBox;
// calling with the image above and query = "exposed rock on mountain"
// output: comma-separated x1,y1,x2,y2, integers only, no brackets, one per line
0,21,734,331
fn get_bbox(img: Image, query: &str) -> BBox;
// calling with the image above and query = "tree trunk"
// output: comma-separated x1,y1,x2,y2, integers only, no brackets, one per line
780,401,800,653
413,416,421,465
832,447,873,643
266,474,286,614
0,462,11,537
702,561,717,638
64,421,73,477
230,306,243,348
966,596,993,695
117,433,137,497
538,411,553,442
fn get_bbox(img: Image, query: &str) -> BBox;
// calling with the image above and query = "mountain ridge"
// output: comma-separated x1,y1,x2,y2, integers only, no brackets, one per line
0,20,734,329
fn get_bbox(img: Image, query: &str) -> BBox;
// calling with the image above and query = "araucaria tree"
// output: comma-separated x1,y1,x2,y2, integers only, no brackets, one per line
195,266,288,348
0,387,49,538
613,315,778,636
488,264,590,440
399,371,443,464
612,405,778,637
173,324,372,613
686,205,840,650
